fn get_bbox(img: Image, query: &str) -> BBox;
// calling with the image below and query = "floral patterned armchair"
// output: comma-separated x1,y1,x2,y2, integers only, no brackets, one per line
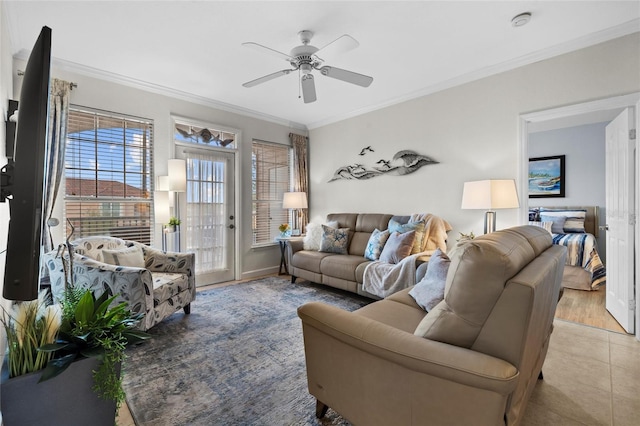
43,236,196,331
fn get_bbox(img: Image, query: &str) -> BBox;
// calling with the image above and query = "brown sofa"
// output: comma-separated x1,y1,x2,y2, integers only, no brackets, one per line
288,213,450,298
297,225,566,425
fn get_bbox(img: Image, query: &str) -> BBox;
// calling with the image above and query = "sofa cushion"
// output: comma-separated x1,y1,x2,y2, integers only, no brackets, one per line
102,245,145,268
379,230,415,264
388,219,425,254
355,297,425,334
320,225,350,254
291,250,335,274
320,255,370,282
414,227,547,348
364,229,390,261
409,248,450,312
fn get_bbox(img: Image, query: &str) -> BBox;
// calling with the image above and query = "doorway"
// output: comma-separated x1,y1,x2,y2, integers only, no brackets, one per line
177,147,236,286
519,92,640,338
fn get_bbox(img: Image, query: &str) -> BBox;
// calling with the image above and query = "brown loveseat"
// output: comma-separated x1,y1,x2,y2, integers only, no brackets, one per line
288,213,450,298
297,225,566,425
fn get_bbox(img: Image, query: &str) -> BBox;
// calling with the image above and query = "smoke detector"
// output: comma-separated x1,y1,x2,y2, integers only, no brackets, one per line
511,12,532,27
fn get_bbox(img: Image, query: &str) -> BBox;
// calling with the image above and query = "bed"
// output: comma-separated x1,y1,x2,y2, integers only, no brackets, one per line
529,206,606,291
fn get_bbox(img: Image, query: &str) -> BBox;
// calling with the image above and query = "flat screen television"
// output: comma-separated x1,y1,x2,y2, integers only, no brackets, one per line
1,26,52,301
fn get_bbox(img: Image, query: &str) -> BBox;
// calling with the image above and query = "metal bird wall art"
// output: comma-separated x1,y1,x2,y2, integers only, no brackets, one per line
329,149,439,182
176,125,235,147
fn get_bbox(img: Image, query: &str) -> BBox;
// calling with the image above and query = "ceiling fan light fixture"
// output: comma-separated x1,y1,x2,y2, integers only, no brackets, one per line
511,12,532,28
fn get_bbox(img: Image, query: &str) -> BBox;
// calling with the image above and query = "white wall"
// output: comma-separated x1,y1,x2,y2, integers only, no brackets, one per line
308,33,640,249
529,122,607,260
8,58,307,280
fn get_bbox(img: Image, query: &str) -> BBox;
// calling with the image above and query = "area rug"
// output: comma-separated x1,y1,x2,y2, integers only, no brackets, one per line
122,277,370,425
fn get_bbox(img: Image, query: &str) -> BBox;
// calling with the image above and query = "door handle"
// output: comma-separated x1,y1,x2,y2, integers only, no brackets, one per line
599,225,609,231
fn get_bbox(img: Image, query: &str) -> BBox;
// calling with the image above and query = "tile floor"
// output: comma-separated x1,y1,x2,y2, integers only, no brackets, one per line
117,320,640,426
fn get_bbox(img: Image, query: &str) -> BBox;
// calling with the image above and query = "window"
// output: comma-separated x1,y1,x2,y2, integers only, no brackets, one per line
251,140,290,246
64,107,154,244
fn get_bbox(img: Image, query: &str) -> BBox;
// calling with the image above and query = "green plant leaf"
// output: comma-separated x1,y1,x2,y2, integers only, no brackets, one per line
38,354,77,382
38,342,70,353
75,291,95,325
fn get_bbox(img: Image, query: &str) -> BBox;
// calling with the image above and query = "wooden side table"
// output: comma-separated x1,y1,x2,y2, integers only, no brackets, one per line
275,236,304,275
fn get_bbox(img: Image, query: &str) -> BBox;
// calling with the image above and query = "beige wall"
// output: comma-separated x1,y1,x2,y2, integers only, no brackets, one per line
9,57,307,280
308,33,640,247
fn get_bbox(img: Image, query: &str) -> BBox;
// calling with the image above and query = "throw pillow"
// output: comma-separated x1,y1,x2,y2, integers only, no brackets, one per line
319,225,350,254
304,220,339,251
388,219,425,255
409,248,450,312
379,230,416,264
102,245,145,268
539,208,587,233
364,228,390,261
528,220,553,235
539,214,567,234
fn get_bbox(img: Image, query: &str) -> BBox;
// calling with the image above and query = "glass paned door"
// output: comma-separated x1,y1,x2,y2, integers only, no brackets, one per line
178,148,235,285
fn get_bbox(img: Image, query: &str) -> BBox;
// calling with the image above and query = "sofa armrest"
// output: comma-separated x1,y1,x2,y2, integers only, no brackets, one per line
139,245,195,276
297,301,518,395
287,239,304,266
44,253,154,323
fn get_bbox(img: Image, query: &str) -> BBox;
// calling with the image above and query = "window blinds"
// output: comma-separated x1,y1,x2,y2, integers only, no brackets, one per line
251,140,290,246
64,108,154,244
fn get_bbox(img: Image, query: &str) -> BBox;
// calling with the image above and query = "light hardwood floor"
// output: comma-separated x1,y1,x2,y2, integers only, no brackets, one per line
555,285,627,333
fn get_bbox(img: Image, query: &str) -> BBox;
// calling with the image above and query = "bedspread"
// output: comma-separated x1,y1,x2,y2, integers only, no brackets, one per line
552,233,606,289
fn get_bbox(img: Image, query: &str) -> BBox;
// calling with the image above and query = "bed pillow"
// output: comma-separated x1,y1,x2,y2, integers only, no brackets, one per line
388,219,425,254
364,228,391,261
102,245,145,268
379,231,416,264
304,220,339,250
528,220,553,235
319,225,350,254
539,209,587,233
539,214,566,234
528,208,540,222
409,248,450,312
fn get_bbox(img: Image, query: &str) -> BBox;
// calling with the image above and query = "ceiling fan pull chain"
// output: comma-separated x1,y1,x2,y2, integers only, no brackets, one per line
298,68,302,99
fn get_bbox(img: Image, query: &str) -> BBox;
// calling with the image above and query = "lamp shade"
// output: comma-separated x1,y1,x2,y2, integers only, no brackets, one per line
154,191,171,225
157,175,169,191
282,192,308,209
168,159,187,192
461,180,519,210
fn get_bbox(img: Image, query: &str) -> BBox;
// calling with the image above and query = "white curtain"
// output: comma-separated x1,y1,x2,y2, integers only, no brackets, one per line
185,151,228,274
290,133,309,233
43,79,72,252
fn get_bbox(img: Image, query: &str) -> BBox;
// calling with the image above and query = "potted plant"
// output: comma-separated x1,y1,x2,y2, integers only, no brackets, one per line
1,288,150,425
278,223,291,238
166,216,181,233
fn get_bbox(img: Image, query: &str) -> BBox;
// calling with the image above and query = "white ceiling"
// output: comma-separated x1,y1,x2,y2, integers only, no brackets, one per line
4,1,640,130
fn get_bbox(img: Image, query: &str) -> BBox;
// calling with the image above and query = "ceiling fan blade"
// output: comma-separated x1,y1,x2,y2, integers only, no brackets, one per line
301,74,317,103
318,66,373,87
242,42,293,61
243,69,293,88
314,34,359,59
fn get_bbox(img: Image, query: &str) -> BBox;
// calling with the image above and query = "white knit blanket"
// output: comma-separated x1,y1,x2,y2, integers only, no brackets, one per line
362,253,421,298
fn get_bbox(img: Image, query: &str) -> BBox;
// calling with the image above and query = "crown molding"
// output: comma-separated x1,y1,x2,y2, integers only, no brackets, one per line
12,50,308,132
307,20,640,130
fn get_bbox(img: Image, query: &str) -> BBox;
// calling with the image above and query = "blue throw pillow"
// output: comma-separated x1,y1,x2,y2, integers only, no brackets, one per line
409,248,451,312
388,219,425,255
379,231,416,264
364,228,390,261
539,214,567,234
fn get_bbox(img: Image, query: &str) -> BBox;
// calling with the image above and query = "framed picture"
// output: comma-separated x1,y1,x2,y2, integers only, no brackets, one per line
528,155,565,198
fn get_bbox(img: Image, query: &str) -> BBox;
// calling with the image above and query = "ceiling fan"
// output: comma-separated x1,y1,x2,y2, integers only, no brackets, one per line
242,30,373,103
